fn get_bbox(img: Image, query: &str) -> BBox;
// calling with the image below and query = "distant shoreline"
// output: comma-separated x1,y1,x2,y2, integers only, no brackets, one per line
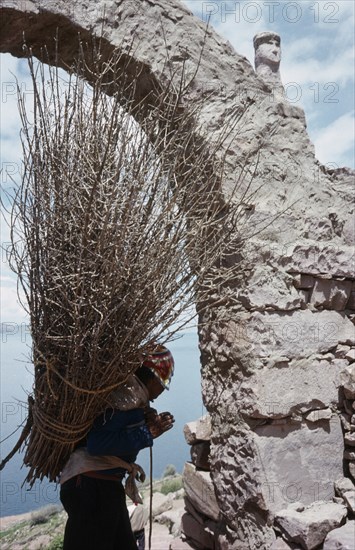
0,510,34,531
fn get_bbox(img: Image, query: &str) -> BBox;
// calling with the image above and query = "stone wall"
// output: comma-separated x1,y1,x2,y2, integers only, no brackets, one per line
180,416,226,549
181,416,355,550
1,1,354,548
198,255,355,547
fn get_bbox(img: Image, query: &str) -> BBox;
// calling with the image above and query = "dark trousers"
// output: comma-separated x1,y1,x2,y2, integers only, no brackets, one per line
60,475,138,550
135,529,145,550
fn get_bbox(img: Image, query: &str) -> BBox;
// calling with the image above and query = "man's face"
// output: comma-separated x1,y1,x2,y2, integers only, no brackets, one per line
256,37,281,65
146,376,165,401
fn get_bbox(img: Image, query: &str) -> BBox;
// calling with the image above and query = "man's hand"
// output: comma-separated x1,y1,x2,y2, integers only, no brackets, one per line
144,407,158,424
145,410,175,439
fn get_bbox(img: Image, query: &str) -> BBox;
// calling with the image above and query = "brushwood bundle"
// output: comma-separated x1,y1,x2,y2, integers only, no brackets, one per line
2,45,257,484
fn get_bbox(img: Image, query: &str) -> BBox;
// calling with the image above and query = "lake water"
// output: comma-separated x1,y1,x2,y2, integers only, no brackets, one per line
0,329,205,517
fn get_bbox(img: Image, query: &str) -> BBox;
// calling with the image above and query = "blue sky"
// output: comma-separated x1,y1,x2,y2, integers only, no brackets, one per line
0,0,354,323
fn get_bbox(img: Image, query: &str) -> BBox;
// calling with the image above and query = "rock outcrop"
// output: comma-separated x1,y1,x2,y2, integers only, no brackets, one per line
274,502,347,549
1,1,354,548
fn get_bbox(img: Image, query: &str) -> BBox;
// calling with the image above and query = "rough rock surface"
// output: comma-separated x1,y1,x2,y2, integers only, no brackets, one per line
244,310,355,361
339,365,355,399
342,491,355,514
210,417,343,519
190,441,210,470
275,502,348,549
156,507,184,537
334,477,355,498
152,492,174,517
184,416,211,445
255,419,343,511
238,358,347,419
344,432,355,446
310,279,352,310
170,538,196,549
1,1,354,548
182,462,220,522
305,408,333,422
323,521,355,550
180,513,215,549
270,538,303,550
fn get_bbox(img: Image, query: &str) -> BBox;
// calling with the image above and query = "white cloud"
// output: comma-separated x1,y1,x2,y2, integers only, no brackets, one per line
312,110,355,168
283,45,354,88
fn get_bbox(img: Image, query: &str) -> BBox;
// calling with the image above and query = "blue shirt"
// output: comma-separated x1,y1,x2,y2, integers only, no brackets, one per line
86,408,153,475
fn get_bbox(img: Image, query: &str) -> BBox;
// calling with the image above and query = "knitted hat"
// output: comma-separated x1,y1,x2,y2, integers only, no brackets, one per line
142,345,174,390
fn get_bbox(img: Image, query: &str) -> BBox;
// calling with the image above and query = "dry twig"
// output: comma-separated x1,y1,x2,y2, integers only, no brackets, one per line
2,43,260,483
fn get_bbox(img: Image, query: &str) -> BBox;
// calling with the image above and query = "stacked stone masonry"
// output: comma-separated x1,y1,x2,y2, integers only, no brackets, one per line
183,417,355,549
292,274,355,311
181,417,227,549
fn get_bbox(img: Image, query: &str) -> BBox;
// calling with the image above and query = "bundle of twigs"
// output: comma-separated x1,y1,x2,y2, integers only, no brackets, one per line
2,45,258,484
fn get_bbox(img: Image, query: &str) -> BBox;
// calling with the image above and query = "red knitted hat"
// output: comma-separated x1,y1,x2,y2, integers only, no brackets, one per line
142,345,174,390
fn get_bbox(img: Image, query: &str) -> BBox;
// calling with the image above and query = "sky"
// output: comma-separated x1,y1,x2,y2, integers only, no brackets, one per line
0,0,354,324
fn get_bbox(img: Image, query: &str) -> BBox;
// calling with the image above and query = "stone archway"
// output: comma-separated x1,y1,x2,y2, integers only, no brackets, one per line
1,2,354,548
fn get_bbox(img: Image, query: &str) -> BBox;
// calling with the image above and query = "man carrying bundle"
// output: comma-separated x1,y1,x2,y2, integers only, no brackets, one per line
59,345,175,550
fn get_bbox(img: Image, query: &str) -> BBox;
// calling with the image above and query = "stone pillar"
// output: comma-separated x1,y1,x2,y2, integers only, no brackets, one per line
253,31,284,95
